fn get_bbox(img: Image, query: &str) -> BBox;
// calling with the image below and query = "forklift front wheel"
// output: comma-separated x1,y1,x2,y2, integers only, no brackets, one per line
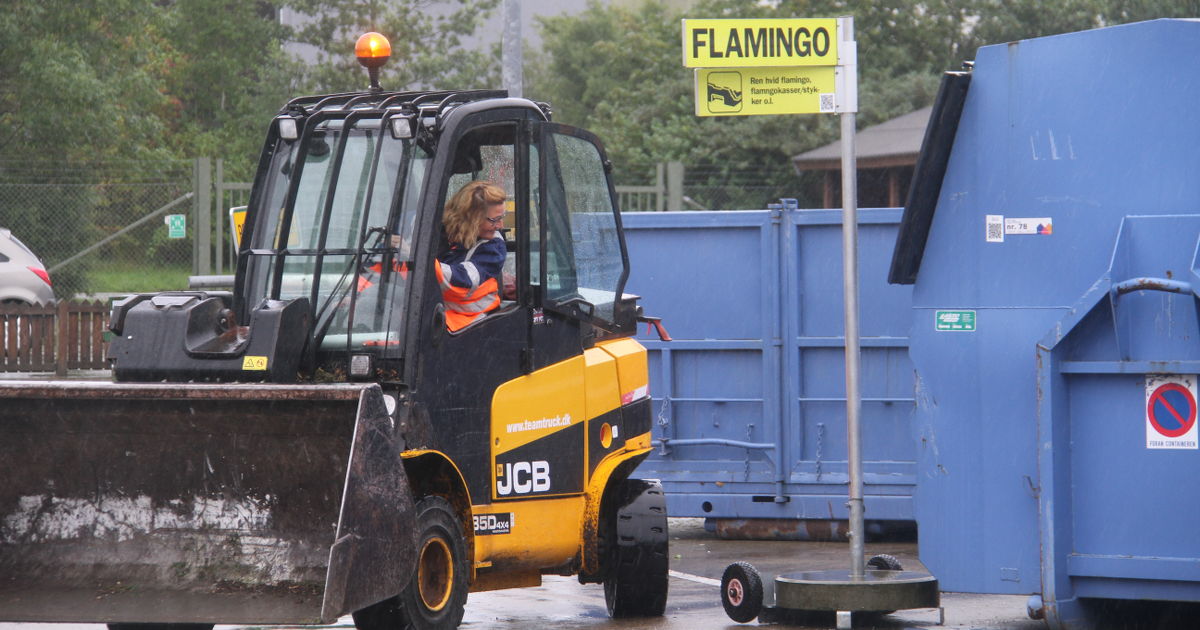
402,496,468,628
721,561,763,623
353,496,468,630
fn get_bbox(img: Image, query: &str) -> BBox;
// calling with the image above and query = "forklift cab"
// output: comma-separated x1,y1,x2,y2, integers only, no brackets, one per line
232,92,637,386
224,89,645,509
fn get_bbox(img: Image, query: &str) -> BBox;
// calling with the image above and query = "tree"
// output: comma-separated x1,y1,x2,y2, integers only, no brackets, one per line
0,1,511,295
0,1,180,296
528,1,842,208
0,2,177,165
528,0,1196,208
284,0,503,94
163,0,301,179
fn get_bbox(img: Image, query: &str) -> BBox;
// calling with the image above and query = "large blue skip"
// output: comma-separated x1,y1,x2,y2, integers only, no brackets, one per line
891,18,1200,629
626,208,916,531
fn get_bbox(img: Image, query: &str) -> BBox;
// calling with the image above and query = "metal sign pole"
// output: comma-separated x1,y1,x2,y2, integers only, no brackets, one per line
836,15,865,581
708,15,938,626
841,106,865,579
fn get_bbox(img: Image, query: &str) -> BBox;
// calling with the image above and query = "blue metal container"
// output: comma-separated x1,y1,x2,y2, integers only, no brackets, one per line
891,18,1200,626
1034,216,1200,627
624,208,916,528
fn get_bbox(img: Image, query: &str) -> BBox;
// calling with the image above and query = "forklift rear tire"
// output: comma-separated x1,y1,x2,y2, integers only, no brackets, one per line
720,561,763,623
602,478,668,617
353,496,468,630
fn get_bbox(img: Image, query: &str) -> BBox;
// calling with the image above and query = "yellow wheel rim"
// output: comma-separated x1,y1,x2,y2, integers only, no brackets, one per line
417,537,454,612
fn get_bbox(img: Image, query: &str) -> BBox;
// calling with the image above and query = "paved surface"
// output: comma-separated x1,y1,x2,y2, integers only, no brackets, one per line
451,518,1043,630
0,519,1048,630
7,518,1196,629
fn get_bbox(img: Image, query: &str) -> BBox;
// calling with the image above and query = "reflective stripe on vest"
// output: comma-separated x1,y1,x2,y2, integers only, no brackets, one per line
435,261,500,331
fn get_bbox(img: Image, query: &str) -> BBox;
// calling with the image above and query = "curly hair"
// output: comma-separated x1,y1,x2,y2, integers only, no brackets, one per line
443,180,506,246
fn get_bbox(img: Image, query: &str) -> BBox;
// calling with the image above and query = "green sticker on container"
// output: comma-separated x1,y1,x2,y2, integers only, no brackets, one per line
935,310,976,332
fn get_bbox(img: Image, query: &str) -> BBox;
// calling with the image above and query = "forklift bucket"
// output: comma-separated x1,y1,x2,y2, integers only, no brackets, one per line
0,381,417,624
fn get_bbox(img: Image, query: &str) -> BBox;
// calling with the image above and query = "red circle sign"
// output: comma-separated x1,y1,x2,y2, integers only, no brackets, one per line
1147,383,1197,438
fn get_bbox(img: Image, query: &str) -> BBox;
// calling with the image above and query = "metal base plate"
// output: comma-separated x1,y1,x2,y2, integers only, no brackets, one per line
774,569,939,613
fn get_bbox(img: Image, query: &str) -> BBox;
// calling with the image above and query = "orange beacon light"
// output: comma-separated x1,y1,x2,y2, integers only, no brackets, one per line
355,32,391,91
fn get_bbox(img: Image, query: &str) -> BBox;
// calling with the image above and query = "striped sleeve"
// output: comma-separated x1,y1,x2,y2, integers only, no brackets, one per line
439,238,507,290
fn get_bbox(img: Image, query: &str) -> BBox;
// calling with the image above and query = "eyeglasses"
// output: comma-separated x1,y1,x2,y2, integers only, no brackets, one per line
484,214,506,225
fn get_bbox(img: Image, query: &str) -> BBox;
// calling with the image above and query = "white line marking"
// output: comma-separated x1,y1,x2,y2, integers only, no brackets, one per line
669,569,721,586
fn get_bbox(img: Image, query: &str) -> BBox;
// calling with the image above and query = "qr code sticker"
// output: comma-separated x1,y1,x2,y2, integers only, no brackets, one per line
986,214,1004,243
819,93,835,113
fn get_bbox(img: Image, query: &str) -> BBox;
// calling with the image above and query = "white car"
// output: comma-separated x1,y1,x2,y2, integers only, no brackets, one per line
0,228,55,305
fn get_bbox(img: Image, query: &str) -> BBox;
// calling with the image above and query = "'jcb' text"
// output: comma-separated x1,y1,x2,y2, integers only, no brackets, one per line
496,461,551,495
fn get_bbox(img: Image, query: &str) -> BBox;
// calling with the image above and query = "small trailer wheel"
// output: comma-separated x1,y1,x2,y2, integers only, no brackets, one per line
867,554,903,571
721,561,764,623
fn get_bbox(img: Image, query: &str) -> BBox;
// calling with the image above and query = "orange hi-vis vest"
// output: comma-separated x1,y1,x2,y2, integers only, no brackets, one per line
434,261,499,331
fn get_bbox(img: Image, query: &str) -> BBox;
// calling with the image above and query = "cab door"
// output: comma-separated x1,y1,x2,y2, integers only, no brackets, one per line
410,113,534,506
527,122,631,370
485,123,632,504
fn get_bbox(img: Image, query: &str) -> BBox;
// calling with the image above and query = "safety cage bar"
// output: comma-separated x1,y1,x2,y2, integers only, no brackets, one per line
282,89,523,118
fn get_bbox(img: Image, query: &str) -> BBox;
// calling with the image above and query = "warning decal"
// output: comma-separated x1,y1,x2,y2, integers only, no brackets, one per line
1145,374,1199,449
695,66,837,117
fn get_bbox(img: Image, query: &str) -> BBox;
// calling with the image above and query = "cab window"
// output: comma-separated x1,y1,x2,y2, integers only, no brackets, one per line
441,123,521,324
539,126,626,324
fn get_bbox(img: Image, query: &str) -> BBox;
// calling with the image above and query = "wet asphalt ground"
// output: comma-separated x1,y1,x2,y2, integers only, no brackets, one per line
1,518,1047,630
451,517,1043,630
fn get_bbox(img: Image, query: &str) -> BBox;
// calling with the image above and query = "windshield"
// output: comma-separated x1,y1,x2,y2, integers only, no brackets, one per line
241,116,430,357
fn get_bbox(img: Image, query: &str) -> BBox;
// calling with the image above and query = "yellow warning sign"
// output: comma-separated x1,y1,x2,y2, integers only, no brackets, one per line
242,355,268,371
695,66,837,117
229,206,248,249
682,18,838,68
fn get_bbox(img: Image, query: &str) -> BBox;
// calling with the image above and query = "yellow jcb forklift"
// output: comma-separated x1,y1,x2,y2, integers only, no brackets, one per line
0,33,668,630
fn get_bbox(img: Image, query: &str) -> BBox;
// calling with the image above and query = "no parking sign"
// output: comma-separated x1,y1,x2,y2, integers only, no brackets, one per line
1145,374,1199,449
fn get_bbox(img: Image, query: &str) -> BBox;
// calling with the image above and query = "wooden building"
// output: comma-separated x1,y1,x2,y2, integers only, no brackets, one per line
791,106,931,209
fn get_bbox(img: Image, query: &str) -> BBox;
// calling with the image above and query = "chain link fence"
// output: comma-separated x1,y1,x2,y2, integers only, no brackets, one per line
679,165,818,210
0,160,196,299
615,162,909,212
0,158,904,299
614,162,825,211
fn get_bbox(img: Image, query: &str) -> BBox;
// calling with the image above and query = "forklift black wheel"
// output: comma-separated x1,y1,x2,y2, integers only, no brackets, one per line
353,496,468,630
867,553,903,571
603,479,669,617
402,496,469,629
721,561,763,623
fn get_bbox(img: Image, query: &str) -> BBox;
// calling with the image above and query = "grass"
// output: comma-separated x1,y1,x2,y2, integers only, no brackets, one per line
87,262,192,294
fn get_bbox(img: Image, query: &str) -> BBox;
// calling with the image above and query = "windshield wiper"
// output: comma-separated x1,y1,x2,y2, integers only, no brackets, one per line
309,226,389,351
